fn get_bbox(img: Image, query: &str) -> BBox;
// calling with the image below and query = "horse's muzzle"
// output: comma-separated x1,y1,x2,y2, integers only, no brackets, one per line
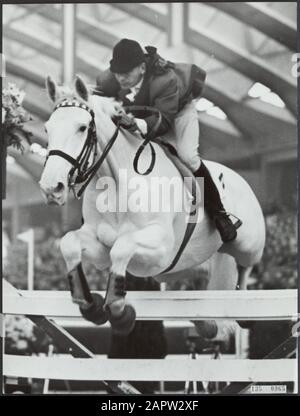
40,182,66,205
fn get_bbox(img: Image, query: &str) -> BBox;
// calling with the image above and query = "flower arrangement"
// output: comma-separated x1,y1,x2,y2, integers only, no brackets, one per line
5,315,36,354
5,314,53,355
2,83,32,151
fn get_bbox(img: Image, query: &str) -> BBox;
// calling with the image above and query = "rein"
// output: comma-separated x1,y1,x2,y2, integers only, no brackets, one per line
124,105,162,176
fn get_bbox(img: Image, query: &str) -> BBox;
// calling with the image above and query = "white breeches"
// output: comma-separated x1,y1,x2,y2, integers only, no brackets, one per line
164,100,201,172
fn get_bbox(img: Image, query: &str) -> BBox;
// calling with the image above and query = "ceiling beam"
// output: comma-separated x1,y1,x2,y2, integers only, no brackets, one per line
11,4,296,136
203,84,296,145
7,56,296,152
8,5,297,150
5,27,246,137
4,26,61,61
199,113,248,150
4,26,104,80
111,3,167,30
6,61,45,88
5,63,51,120
84,2,297,115
7,64,247,162
184,22,296,115
208,2,297,51
21,4,118,48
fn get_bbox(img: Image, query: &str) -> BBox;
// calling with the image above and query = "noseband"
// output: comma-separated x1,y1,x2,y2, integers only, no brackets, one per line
46,98,120,199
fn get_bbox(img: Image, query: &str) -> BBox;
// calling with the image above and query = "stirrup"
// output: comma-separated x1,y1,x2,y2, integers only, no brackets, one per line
219,210,242,230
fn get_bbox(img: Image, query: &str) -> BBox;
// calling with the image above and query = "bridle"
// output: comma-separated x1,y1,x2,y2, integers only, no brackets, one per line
46,99,162,199
46,98,121,199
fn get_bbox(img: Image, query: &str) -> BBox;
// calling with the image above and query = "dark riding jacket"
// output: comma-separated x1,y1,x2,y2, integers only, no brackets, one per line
95,47,206,137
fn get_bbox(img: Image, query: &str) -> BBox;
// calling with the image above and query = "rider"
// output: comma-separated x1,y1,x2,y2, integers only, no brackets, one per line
96,38,241,243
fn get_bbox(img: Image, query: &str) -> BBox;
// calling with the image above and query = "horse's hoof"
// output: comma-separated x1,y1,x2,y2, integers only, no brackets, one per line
108,304,136,336
237,320,255,330
80,293,108,325
192,320,218,339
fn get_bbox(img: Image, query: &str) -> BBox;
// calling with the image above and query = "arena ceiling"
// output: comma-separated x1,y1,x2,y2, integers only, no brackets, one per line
3,2,297,185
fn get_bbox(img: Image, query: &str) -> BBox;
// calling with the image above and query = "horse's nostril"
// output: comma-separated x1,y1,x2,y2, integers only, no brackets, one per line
54,182,64,193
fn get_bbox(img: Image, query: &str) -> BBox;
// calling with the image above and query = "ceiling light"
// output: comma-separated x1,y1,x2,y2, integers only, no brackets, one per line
196,98,214,112
248,82,270,98
260,92,285,108
206,106,227,120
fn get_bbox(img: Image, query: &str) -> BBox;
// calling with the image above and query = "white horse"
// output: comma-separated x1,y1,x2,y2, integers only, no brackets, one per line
40,76,265,336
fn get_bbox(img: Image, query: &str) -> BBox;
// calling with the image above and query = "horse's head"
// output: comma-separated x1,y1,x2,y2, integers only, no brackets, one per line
40,75,95,205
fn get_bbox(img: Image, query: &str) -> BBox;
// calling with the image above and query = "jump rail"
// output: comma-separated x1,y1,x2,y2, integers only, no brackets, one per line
2,280,298,394
3,281,297,321
3,355,296,383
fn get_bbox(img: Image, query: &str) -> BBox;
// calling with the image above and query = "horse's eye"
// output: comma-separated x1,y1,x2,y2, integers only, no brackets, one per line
44,126,47,133
79,125,87,133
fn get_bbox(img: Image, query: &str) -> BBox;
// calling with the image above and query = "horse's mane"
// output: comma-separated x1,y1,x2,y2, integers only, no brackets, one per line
92,95,123,118
51,86,79,106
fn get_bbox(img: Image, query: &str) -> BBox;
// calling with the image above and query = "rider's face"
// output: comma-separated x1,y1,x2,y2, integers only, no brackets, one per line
114,63,146,90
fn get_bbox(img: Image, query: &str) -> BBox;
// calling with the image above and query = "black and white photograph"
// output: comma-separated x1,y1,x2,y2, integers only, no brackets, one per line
1,2,298,397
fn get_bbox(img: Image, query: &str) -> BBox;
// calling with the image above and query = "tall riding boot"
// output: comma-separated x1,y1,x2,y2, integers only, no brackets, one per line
194,162,242,242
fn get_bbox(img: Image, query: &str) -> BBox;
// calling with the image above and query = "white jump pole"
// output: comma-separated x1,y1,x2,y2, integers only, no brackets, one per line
17,229,34,291
61,4,77,230
43,344,54,394
167,3,184,47
62,4,76,85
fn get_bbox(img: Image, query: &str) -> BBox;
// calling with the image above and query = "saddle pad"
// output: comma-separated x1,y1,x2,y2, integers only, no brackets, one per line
156,141,227,207
203,160,227,203
156,140,202,209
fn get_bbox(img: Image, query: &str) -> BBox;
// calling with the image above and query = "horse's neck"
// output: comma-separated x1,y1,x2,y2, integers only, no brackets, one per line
91,96,137,180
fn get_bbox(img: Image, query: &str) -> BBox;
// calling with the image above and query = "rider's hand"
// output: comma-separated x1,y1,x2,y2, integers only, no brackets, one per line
135,118,148,135
115,113,136,131
116,114,147,136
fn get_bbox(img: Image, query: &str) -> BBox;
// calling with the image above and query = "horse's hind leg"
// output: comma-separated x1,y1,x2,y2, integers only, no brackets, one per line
236,264,252,290
236,265,254,329
193,252,239,340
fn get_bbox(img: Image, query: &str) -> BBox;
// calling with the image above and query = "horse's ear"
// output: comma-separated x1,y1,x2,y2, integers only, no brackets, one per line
46,76,58,102
75,75,89,102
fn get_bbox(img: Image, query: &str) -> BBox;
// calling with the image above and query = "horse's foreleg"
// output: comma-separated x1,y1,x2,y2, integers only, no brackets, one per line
104,223,174,334
60,231,82,273
60,231,92,307
60,228,111,325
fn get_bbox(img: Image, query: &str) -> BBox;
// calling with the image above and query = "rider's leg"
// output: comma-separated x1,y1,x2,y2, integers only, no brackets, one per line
174,101,241,243
194,163,240,242
173,101,201,172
